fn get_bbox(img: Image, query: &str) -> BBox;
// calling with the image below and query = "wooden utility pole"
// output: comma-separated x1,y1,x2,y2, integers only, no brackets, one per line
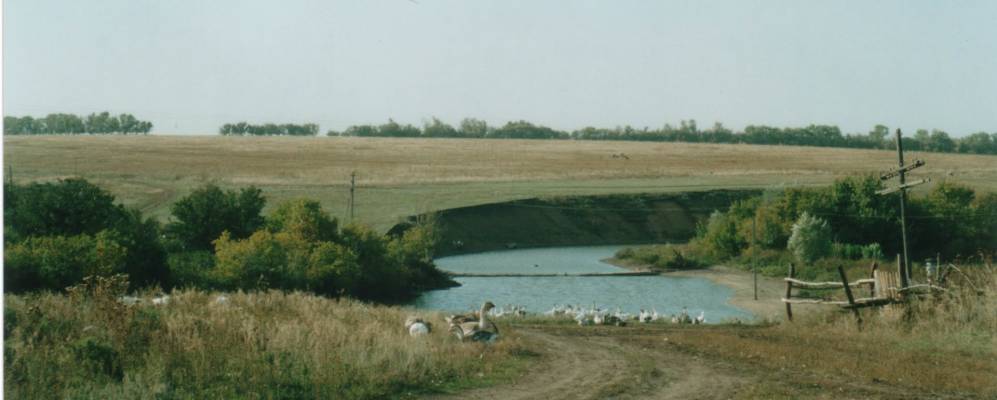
348,171,356,222
877,129,928,289
752,214,758,300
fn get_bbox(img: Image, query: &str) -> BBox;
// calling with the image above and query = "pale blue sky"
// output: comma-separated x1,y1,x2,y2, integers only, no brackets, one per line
4,0,996,135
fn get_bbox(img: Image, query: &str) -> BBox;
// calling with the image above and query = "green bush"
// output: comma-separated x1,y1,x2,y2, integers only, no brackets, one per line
787,212,832,264
699,211,746,259
267,199,339,242
4,231,128,292
614,244,706,270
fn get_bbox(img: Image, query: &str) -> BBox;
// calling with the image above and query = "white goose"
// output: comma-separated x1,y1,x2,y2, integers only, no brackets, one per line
405,316,432,337
694,311,706,324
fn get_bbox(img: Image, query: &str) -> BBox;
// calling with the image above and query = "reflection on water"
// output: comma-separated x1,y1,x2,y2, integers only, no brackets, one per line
413,246,753,322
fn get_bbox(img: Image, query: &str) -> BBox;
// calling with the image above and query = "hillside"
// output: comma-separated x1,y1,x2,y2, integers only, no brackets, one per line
5,135,997,231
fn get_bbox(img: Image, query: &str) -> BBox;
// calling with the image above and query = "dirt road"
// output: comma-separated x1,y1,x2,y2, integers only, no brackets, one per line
427,324,935,400
430,325,745,400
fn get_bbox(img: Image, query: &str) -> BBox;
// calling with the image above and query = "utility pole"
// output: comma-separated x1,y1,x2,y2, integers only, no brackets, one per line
752,213,758,300
348,171,356,223
877,129,928,289
5,165,13,227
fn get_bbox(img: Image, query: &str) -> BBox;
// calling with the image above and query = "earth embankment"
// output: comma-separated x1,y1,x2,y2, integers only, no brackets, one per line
391,190,759,256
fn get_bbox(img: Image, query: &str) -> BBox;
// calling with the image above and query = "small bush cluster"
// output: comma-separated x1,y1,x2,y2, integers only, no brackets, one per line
615,244,707,270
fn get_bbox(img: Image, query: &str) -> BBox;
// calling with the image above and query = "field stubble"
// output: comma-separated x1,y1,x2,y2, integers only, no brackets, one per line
6,135,997,230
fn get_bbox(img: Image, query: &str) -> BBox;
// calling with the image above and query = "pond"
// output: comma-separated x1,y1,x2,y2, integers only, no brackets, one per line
412,246,754,322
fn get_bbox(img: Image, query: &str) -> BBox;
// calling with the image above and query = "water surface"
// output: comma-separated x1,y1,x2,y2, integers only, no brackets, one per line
414,246,753,322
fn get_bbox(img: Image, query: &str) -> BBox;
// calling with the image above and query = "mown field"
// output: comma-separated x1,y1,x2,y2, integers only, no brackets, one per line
6,135,997,231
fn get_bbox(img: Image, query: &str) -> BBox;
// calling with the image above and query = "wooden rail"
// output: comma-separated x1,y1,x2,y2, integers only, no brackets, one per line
782,262,905,325
783,278,875,290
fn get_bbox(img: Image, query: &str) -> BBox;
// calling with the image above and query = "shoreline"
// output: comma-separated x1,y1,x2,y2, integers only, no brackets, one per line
603,257,806,321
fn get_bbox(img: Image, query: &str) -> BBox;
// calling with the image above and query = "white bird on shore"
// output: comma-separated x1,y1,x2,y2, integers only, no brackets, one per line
695,311,706,325
406,316,432,337
651,308,660,322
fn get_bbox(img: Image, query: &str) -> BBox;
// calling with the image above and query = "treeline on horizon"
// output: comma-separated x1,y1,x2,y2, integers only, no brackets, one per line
3,178,453,301
4,112,153,135
219,122,319,136
218,117,997,155
325,118,997,155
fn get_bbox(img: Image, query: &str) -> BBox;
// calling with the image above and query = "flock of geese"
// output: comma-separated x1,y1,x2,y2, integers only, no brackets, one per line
542,304,706,326
405,301,707,341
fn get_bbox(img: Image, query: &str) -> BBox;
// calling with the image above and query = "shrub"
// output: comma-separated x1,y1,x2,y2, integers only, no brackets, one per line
4,231,128,292
699,211,746,259
787,212,832,264
267,199,339,243
861,243,884,259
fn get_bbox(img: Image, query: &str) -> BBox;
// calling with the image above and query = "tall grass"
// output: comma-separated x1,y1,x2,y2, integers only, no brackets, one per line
4,280,529,399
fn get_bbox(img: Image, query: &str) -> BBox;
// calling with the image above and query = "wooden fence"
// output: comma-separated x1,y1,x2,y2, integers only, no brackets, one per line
783,262,900,323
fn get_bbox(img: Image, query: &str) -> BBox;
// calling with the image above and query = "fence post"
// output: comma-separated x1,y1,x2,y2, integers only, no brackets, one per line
869,262,878,298
785,263,795,321
838,266,862,328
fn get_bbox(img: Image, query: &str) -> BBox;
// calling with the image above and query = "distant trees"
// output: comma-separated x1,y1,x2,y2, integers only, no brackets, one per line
4,112,152,135
318,117,997,155
219,122,319,136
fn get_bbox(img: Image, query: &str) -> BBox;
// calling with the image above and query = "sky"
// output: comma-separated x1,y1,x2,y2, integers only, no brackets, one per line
3,0,996,136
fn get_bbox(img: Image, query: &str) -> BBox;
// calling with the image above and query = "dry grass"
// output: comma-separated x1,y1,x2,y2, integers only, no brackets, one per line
659,266,997,398
6,135,997,230
3,288,531,399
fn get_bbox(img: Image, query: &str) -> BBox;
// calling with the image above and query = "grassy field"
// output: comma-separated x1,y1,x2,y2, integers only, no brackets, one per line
6,135,997,231
3,281,534,399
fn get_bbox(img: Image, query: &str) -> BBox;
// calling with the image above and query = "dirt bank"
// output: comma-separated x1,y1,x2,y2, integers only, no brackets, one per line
390,190,759,256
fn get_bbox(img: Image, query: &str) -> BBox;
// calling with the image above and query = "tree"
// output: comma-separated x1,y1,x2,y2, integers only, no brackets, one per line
5,178,169,290
787,212,832,264
422,117,458,138
958,132,995,154
868,124,889,146
167,184,266,251
7,178,123,237
458,118,488,138
928,130,955,153
698,211,745,258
